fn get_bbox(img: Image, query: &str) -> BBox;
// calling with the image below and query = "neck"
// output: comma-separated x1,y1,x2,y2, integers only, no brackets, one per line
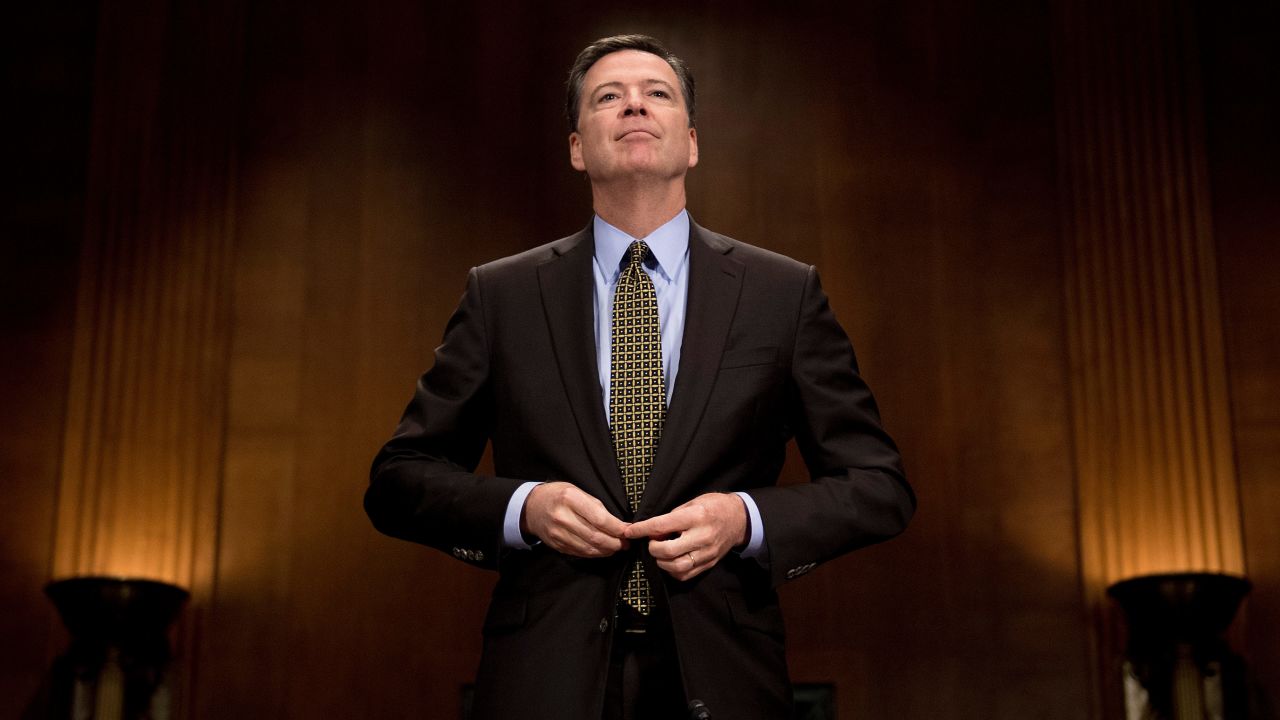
591,178,687,239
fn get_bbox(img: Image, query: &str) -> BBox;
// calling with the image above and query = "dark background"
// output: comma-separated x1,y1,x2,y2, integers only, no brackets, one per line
3,1,1277,718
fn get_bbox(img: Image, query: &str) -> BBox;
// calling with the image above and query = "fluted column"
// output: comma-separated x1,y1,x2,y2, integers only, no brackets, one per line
1053,0,1245,714
52,0,243,598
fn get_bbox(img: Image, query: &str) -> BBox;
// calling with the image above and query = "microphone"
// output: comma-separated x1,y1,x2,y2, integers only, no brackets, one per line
688,699,712,720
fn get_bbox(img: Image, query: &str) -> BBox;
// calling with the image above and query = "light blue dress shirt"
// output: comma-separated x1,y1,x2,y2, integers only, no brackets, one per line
502,211,765,558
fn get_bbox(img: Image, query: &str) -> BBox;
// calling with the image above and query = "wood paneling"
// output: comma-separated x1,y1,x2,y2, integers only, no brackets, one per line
1198,0,1280,705
42,2,243,716
1055,0,1244,586
1053,0,1249,715
0,2,98,716
51,0,241,591
194,3,522,716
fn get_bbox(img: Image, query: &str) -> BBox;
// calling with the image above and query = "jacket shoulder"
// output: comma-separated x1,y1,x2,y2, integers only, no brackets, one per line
474,229,588,280
695,225,813,282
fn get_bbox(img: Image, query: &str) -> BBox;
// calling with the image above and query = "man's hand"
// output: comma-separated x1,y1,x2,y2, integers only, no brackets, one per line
625,493,748,582
521,482,630,558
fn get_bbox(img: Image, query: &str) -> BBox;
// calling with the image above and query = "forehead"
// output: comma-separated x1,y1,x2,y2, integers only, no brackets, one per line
583,49,679,91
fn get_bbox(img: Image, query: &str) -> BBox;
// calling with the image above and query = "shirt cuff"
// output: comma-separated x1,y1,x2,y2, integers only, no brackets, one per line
502,481,543,549
733,491,766,559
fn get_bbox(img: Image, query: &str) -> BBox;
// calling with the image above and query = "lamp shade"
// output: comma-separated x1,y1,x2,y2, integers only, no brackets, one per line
1107,572,1250,645
46,577,188,644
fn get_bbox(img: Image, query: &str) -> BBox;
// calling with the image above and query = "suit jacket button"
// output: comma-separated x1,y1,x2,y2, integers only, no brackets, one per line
598,618,609,633
475,550,485,562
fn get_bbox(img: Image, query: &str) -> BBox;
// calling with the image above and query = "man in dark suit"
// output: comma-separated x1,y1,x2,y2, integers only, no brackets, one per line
365,34,915,720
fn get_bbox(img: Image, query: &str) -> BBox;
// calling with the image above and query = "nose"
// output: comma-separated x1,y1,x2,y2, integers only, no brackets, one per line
622,90,648,117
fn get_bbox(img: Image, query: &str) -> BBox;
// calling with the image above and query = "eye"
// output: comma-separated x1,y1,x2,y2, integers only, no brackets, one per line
650,90,669,98
597,92,619,103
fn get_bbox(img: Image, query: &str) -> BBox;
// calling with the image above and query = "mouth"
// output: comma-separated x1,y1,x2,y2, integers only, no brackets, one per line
617,128,659,141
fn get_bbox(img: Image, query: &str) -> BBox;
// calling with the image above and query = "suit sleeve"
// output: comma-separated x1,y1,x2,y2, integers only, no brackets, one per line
364,267,524,570
745,266,916,588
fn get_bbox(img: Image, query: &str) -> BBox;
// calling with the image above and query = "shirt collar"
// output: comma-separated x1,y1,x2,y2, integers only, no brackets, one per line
593,209,690,282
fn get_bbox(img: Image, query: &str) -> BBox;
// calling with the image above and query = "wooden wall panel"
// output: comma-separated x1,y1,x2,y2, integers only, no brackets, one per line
1198,0,1280,705
41,2,244,717
1055,0,1244,586
51,0,241,592
0,3,97,714
194,2,518,716
1053,0,1251,715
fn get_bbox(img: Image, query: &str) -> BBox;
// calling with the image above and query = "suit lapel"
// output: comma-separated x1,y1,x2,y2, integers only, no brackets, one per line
642,221,743,514
537,227,629,513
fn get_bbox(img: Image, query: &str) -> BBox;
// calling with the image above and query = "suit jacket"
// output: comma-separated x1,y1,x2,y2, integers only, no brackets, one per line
365,219,915,720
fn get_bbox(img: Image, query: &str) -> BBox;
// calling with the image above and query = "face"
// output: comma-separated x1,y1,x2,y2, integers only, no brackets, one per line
569,50,698,182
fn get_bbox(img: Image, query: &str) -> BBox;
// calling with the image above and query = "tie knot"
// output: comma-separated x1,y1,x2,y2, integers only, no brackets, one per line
627,241,651,270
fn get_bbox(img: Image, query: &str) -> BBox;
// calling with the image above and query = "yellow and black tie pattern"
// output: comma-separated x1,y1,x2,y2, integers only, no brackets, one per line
610,240,665,615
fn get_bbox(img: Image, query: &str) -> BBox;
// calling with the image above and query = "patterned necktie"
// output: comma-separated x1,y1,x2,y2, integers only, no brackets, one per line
610,240,665,615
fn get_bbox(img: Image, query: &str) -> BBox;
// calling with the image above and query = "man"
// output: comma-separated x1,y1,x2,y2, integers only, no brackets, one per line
366,34,915,720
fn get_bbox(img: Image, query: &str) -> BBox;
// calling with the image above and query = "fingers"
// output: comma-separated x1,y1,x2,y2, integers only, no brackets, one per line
646,526,701,559
625,509,688,540
522,485,747,582
650,536,714,582
632,493,750,582
654,550,714,582
573,491,630,539
523,482,629,558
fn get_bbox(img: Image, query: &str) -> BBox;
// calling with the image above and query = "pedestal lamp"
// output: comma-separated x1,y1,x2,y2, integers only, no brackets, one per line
45,577,189,720
1108,573,1251,720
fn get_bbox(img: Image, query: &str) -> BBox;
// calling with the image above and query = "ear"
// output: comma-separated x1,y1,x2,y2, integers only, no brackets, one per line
687,127,699,169
569,132,586,172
